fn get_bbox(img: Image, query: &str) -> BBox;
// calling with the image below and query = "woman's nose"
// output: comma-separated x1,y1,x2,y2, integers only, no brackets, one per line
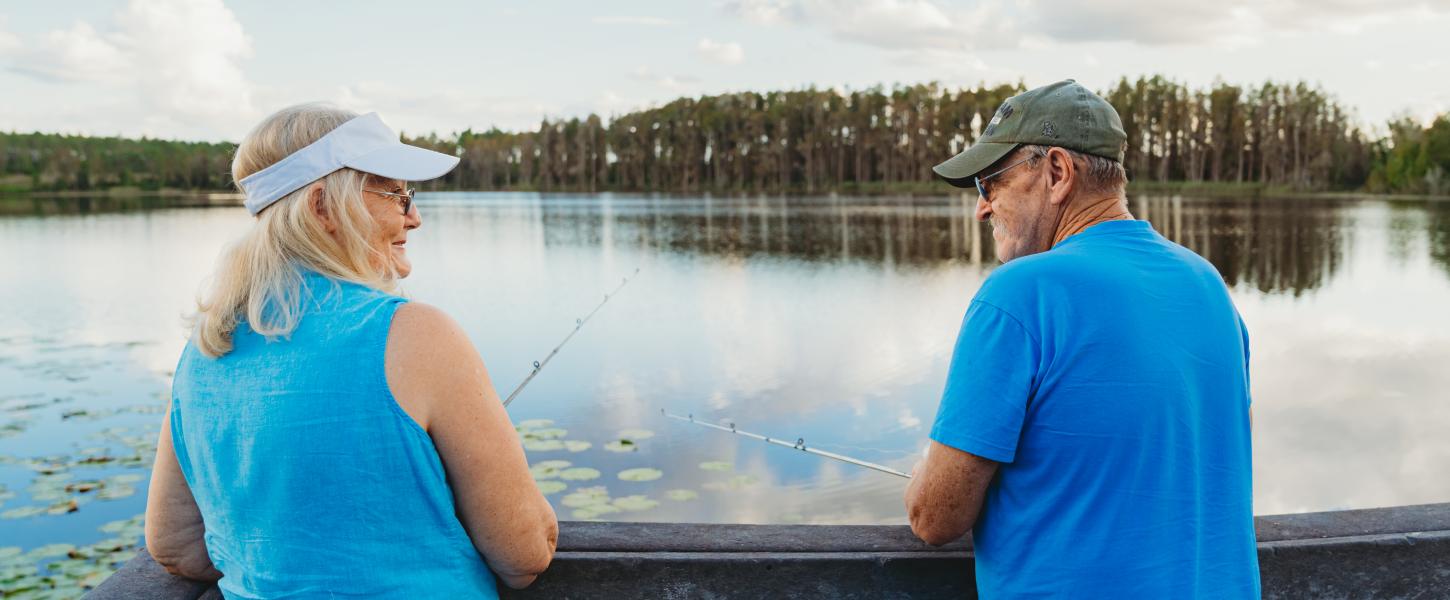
405,206,422,230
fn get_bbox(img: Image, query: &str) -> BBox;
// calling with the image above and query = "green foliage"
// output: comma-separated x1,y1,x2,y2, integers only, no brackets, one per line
0,131,235,192
1103,76,1371,190
7,77,1445,195
1367,115,1450,195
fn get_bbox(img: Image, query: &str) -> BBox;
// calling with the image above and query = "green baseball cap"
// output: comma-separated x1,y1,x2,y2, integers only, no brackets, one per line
932,79,1126,188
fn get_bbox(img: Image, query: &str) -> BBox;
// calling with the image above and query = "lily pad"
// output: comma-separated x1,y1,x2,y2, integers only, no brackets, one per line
524,427,568,440
559,467,601,481
612,495,659,511
47,498,82,514
97,485,136,500
515,419,554,430
664,489,699,501
522,439,565,452
563,440,592,452
617,468,663,482
65,480,104,494
26,543,76,559
533,459,572,469
535,481,567,495
618,428,655,440
603,439,637,452
1,506,46,519
529,460,572,480
698,461,734,472
99,516,144,536
561,486,611,508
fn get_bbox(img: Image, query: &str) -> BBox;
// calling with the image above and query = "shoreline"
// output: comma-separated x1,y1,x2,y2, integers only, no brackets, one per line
3,185,1447,205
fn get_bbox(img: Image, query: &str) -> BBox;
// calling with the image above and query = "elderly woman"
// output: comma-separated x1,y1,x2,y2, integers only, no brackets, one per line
142,104,557,598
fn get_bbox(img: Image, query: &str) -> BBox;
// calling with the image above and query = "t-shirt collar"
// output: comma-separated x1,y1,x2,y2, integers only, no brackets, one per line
1052,219,1150,249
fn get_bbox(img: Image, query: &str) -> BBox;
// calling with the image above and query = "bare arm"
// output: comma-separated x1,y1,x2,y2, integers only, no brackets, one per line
143,411,222,582
387,302,558,589
903,441,999,546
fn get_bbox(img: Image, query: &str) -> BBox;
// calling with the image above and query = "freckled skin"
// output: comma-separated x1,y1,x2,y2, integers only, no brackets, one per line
360,177,422,277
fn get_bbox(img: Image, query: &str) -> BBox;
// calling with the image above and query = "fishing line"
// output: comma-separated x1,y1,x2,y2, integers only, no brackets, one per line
503,268,640,407
660,409,911,479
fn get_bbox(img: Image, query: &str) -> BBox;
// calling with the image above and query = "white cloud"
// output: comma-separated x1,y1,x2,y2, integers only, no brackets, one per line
592,16,679,26
697,38,745,64
0,0,256,139
721,0,801,25
334,81,558,134
11,21,128,82
0,16,19,54
723,0,1012,51
630,66,703,92
724,0,1449,52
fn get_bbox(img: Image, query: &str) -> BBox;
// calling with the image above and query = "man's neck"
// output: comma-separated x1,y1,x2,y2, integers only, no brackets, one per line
1051,194,1134,247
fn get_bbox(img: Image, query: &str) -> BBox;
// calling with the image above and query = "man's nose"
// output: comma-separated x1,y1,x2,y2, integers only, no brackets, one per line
975,195,992,222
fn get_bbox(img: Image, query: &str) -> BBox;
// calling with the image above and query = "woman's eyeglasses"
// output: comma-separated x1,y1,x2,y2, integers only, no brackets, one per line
365,188,416,216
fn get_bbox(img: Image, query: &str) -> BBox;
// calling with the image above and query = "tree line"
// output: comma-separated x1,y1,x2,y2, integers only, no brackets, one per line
2,76,1446,195
0,132,234,193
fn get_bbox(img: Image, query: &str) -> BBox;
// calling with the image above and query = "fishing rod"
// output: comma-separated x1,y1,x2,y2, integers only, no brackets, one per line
503,268,640,407
660,409,911,479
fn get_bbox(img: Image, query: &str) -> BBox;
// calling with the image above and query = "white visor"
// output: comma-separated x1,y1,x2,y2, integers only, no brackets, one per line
238,112,459,216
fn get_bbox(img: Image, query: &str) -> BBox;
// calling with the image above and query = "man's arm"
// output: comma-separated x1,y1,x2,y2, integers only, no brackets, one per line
904,441,999,546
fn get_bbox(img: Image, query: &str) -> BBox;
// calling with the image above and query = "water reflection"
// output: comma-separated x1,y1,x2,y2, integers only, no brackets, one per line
1,193,1448,548
0,194,241,217
1430,201,1450,279
515,193,1364,296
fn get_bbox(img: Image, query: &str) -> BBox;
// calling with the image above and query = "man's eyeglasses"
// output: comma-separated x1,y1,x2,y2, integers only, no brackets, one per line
365,188,416,216
974,157,1034,202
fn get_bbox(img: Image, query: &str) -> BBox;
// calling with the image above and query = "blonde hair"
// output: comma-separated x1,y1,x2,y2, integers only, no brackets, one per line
192,103,399,358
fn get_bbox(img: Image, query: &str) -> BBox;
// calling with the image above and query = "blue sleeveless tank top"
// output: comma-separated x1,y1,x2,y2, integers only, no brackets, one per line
170,270,498,599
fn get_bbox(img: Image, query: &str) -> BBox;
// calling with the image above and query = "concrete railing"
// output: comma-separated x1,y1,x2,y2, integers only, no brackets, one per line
87,503,1450,599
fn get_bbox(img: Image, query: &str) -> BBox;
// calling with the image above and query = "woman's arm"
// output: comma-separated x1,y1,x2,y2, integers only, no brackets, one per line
387,302,558,589
143,411,223,582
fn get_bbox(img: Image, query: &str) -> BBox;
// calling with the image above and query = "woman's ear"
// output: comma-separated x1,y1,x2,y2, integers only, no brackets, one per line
310,186,337,233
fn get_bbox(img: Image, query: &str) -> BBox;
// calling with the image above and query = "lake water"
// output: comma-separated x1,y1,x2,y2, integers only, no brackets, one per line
2,192,1448,585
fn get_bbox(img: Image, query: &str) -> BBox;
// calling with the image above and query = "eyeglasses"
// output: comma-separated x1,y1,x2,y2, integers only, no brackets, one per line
974,157,1034,202
365,188,416,216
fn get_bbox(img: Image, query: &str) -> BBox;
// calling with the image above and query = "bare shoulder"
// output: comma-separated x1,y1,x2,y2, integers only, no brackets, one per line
391,301,461,339
389,302,475,363
387,302,491,428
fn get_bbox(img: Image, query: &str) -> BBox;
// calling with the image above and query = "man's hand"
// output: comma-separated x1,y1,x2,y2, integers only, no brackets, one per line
903,441,999,546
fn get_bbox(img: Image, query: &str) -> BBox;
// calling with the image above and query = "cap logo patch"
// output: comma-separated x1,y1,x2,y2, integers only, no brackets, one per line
989,103,1013,127
985,103,1012,136
1042,120,1058,138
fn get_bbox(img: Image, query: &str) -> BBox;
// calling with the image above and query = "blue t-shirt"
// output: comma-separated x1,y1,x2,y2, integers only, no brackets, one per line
930,219,1260,599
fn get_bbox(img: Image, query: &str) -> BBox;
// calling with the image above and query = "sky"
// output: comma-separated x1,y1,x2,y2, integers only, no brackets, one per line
0,0,1447,142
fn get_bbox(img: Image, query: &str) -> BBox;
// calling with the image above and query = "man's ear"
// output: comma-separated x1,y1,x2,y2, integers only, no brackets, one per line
310,186,337,233
1045,147,1077,207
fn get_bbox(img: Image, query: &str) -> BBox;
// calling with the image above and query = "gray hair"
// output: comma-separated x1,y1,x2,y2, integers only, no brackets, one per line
1018,144,1127,195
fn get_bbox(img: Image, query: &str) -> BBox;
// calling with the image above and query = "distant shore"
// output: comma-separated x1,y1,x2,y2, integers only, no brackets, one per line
2,183,1446,208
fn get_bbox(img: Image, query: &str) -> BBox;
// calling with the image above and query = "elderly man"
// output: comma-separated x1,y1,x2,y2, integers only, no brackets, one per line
902,80,1260,598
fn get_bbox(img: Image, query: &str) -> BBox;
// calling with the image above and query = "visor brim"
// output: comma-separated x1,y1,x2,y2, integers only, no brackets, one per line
344,143,460,183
